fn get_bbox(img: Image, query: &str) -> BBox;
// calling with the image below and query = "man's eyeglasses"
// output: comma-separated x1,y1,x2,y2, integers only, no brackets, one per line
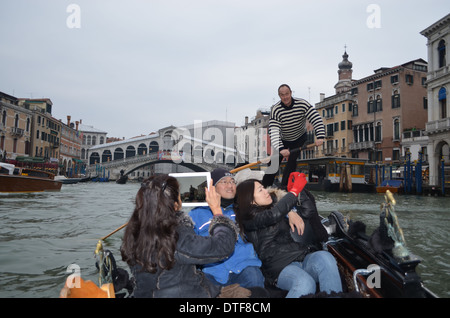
216,179,237,186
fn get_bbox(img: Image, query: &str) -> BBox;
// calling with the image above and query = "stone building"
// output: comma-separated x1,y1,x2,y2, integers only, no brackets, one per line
421,13,450,186
0,92,33,160
78,120,108,163
349,59,428,164
60,116,83,176
235,109,270,164
316,51,355,158
16,98,62,164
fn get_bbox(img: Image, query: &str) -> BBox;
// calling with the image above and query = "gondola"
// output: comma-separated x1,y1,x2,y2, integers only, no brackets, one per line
323,198,437,297
60,190,437,298
116,175,128,184
116,169,128,184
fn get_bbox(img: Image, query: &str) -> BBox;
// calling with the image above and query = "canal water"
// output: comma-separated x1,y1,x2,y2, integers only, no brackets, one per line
0,182,449,298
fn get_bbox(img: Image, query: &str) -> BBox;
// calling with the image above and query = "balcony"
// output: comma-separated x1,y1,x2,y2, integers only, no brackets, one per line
425,118,450,135
402,129,427,141
349,140,375,150
10,127,24,137
324,148,337,156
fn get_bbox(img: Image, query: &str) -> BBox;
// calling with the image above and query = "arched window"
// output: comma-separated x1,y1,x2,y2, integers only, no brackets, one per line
439,87,447,119
393,118,400,140
375,122,382,142
438,40,446,68
392,90,400,108
2,110,7,126
376,95,382,112
352,103,358,116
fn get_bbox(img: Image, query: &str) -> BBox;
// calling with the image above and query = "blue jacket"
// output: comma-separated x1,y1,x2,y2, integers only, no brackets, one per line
189,204,262,284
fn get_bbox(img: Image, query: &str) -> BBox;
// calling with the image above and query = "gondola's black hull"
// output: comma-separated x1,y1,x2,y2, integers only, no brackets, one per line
324,211,437,298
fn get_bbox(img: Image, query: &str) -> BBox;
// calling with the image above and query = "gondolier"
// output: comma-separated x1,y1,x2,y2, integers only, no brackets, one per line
263,84,325,188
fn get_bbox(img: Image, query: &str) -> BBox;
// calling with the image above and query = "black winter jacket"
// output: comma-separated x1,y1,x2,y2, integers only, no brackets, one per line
131,212,239,298
242,189,328,285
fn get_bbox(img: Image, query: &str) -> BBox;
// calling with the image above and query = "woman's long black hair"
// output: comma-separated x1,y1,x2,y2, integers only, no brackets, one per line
121,174,180,273
234,179,273,236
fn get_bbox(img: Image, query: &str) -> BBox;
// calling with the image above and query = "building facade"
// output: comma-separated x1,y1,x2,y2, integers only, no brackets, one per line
421,13,450,186
235,110,271,164
60,115,83,176
78,120,108,163
349,59,428,164
0,92,33,160
316,51,355,158
19,98,62,163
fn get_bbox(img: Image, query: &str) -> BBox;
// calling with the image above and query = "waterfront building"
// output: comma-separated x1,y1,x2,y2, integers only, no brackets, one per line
78,120,108,163
316,51,355,159
59,115,83,176
349,59,428,164
0,92,33,160
18,98,62,164
234,109,271,164
421,13,450,187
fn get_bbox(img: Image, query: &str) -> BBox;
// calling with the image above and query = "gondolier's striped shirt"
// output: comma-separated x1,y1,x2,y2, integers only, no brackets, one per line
269,98,325,150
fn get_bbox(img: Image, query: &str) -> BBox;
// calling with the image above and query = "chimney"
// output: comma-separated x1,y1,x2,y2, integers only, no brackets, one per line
245,116,248,125
67,115,71,126
320,93,325,102
75,121,79,131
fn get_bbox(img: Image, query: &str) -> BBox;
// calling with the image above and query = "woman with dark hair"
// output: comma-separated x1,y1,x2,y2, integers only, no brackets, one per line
121,174,243,298
234,172,342,298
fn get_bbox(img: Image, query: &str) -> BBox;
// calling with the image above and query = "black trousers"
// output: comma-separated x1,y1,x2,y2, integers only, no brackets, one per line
262,134,307,188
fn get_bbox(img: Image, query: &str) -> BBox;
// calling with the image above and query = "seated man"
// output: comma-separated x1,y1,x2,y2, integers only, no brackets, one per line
189,168,264,288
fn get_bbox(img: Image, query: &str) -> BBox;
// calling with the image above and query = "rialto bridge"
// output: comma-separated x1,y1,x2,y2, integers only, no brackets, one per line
85,122,243,180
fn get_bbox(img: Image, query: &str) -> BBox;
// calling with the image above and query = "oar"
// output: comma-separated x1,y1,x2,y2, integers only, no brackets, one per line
230,144,315,174
101,222,128,241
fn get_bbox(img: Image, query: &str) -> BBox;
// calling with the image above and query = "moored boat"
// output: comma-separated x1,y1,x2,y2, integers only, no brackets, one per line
0,162,62,193
55,175,82,184
277,157,375,193
376,179,404,194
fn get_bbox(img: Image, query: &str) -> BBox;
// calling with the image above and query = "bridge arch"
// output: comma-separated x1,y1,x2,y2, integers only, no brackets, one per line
126,145,136,158
149,141,159,153
137,143,147,155
102,150,112,163
90,152,100,165
123,160,209,177
114,147,124,160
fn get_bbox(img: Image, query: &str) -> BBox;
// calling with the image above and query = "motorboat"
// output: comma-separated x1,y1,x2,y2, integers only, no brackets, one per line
0,162,62,193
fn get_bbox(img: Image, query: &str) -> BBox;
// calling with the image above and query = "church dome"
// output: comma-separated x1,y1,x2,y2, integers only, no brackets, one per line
338,51,353,70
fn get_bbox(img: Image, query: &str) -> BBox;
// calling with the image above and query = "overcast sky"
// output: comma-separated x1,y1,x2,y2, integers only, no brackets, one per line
0,1,447,139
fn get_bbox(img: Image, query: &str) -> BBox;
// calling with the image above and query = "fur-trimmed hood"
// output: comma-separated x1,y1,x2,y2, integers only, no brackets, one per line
267,187,289,204
176,211,195,229
176,211,239,242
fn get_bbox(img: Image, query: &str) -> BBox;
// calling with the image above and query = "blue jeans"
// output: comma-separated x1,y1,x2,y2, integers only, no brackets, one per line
205,266,265,288
276,251,342,298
